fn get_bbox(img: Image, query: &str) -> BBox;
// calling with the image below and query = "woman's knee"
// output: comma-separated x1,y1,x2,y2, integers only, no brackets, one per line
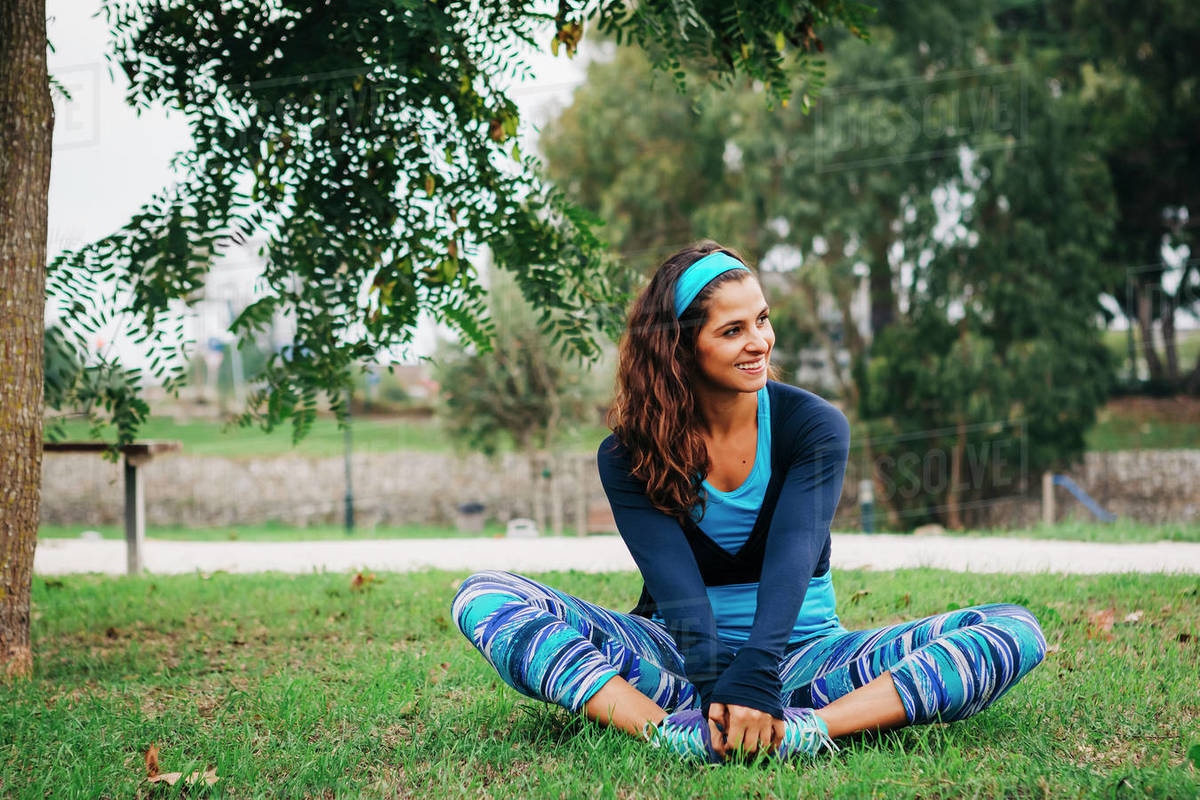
450,570,538,639
977,602,1049,668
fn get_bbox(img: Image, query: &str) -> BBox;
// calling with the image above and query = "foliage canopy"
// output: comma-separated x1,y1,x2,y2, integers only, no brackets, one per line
45,0,870,457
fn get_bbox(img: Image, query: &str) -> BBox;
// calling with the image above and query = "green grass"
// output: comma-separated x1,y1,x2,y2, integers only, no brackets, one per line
45,397,1200,457
37,521,511,542
938,518,1200,544
42,519,1199,543
44,414,611,458
1103,328,1200,375
1084,415,1200,451
2,569,1197,798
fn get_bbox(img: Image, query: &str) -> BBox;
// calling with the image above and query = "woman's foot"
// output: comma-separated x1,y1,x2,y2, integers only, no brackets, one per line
775,707,840,759
643,706,838,763
641,708,723,763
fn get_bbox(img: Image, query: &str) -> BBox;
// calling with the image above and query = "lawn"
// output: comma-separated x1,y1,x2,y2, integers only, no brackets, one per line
46,397,1200,458
941,518,1200,544
37,521,511,542
2,569,1197,798
1085,391,1200,452
43,414,610,458
39,519,1200,543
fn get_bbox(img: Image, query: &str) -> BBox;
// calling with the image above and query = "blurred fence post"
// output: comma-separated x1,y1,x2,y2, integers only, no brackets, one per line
859,479,874,533
550,451,563,536
1042,471,1055,526
532,453,546,535
575,455,587,537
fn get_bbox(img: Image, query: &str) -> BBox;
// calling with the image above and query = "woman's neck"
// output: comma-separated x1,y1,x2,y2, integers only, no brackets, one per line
695,383,760,439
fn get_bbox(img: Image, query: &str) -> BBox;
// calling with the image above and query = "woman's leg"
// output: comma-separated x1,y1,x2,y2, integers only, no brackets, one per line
451,570,694,735
780,603,1047,733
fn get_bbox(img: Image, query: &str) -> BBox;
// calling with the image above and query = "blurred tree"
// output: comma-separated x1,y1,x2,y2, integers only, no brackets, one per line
433,262,605,532
4,0,872,677
1051,0,1199,392
991,1,1200,391
434,263,601,459
541,3,1120,528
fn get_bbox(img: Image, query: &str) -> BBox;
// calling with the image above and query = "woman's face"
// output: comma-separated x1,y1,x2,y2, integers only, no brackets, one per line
692,274,774,394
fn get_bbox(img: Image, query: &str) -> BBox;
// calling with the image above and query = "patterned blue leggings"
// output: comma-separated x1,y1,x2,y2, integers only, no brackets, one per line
452,570,1047,726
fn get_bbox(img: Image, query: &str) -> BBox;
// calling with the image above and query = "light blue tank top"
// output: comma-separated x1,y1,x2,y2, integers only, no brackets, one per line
653,386,847,649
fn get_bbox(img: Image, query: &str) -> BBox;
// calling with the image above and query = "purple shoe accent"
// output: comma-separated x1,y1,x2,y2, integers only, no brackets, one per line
642,708,724,764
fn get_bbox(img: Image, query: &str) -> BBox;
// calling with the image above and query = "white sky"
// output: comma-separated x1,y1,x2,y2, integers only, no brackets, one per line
45,1,599,365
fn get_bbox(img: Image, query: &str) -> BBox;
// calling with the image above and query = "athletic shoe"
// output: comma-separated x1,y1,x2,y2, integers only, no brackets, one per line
774,707,840,759
642,706,839,763
641,708,722,764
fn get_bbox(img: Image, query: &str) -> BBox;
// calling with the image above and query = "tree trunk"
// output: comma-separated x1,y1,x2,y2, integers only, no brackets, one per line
944,322,971,531
861,433,902,530
867,239,896,338
1161,294,1178,382
548,450,563,536
527,448,546,534
1136,285,1165,381
1186,355,1200,396
0,0,52,681
944,418,967,530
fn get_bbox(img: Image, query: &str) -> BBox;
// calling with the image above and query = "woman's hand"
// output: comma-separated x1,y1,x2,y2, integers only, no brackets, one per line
706,702,783,760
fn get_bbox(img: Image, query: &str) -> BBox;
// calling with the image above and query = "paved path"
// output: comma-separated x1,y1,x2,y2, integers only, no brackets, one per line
33,534,1200,576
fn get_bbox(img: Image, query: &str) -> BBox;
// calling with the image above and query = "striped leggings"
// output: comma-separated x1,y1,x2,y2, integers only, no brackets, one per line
451,570,1047,726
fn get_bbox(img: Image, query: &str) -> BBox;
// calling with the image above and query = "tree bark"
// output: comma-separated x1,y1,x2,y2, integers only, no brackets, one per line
944,418,967,530
1161,294,1179,382
866,230,897,339
0,0,52,681
1186,354,1200,396
1136,284,1165,381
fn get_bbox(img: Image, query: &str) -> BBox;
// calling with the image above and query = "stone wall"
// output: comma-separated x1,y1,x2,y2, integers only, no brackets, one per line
40,450,602,530
41,448,1200,531
831,449,1200,529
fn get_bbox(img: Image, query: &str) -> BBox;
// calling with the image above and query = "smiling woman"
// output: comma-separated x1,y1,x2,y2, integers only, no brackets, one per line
450,240,1048,765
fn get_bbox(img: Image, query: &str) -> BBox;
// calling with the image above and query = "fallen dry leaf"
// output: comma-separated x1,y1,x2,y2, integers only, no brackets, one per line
143,743,219,787
1086,606,1115,640
145,744,160,778
146,767,219,787
350,572,377,590
849,589,870,605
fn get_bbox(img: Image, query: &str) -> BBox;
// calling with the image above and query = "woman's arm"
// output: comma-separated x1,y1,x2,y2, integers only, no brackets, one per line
596,435,736,710
707,401,851,720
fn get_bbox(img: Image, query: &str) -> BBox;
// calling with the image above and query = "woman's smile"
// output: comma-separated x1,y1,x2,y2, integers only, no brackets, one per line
735,356,767,374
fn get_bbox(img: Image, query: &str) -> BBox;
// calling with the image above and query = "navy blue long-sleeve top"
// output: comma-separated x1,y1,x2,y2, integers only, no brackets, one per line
596,380,850,720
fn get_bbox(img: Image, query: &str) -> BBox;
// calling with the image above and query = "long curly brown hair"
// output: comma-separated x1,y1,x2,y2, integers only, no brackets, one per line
606,240,782,524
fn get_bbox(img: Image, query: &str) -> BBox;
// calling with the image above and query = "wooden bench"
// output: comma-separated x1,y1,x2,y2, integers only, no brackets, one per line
42,441,182,575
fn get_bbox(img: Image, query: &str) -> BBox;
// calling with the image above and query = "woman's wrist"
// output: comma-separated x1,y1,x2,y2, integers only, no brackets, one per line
708,646,784,719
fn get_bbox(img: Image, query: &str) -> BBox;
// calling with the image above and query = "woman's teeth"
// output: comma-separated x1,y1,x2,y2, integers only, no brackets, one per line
736,358,764,371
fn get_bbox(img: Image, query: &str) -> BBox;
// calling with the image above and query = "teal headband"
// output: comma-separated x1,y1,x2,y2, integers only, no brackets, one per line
673,251,750,318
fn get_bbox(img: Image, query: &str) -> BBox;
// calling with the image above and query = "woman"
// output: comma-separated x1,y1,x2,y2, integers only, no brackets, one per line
452,241,1047,763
